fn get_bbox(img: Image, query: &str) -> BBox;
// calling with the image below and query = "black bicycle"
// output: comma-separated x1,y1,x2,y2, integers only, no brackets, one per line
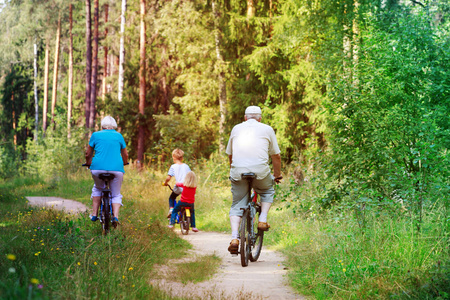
239,173,264,267
83,164,124,235
164,184,191,235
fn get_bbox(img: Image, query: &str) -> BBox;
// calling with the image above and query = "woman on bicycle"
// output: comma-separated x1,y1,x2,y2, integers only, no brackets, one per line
84,116,128,227
167,171,199,232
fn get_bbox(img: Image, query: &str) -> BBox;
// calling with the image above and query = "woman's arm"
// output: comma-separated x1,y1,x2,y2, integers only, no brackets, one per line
121,148,129,165
85,145,94,165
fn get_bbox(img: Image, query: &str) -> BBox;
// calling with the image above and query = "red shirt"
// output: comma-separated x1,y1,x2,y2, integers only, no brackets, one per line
176,183,196,204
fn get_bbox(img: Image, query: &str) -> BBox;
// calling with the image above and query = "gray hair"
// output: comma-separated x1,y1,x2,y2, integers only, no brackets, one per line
101,116,117,129
245,113,262,120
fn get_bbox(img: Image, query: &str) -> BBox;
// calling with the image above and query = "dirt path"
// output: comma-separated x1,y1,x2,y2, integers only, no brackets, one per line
26,197,303,299
150,230,304,300
26,196,89,214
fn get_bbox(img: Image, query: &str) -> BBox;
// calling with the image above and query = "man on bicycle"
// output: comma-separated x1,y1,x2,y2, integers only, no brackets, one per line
225,106,282,254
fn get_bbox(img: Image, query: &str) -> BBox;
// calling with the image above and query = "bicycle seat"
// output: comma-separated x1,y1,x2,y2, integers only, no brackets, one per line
99,173,115,181
241,173,256,180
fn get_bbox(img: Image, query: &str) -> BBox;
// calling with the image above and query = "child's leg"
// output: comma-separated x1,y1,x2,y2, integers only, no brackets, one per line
190,206,196,228
170,202,182,225
168,191,179,208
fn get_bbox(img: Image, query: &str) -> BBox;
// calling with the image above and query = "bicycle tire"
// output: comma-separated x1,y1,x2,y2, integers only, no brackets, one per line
239,209,250,267
249,206,264,261
101,193,111,235
180,209,190,235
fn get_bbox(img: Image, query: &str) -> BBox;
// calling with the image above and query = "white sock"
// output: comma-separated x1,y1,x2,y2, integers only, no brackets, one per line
231,231,239,239
259,212,267,223
259,202,271,223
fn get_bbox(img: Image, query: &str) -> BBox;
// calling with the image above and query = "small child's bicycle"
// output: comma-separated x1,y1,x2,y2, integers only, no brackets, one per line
164,184,192,235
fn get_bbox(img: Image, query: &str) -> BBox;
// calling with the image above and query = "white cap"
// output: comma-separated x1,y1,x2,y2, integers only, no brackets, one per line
245,106,262,114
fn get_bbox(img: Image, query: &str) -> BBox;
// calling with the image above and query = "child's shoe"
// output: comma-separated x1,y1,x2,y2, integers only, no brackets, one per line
192,228,199,232
167,225,174,229
167,208,173,218
89,215,98,222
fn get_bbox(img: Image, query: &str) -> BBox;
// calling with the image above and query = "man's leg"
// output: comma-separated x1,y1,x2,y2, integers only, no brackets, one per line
228,178,248,254
253,174,275,230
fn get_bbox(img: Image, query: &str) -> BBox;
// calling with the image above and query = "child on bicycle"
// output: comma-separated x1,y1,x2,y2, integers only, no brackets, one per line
162,149,191,218
167,171,198,232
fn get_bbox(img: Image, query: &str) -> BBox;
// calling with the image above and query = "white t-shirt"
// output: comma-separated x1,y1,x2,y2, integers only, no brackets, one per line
226,119,280,180
168,163,191,194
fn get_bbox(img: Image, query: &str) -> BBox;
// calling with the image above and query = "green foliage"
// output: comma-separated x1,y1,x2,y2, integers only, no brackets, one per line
324,9,450,220
24,128,85,181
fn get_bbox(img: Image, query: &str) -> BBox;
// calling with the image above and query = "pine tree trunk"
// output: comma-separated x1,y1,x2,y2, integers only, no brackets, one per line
212,1,227,153
247,0,255,18
43,42,50,133
137,0,146,169
85,0,92,129
33,42,38,141
89,0,99,129
102,4,109,102
12,91,16,148
50,15,61,127
68,3,74,139
118,0,126,102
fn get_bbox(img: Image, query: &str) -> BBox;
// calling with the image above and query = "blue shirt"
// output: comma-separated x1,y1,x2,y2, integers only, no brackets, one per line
89,129,127,173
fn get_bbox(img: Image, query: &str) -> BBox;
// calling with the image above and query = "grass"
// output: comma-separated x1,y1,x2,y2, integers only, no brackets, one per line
1,162,448,299
0,169,196,299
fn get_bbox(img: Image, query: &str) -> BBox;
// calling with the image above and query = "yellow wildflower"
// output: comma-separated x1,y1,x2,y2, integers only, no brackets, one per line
6,254,16,261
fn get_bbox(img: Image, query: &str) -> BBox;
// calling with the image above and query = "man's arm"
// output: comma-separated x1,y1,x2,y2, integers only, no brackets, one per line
271,153,282,180
121,148,129,165
228,155,232,167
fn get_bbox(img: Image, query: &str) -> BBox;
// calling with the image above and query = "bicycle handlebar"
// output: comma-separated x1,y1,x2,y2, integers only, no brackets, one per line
274,176,283,184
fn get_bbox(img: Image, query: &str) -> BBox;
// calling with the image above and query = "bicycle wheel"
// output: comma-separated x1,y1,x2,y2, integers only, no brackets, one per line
180,209,190,235
249,206,264,262
101,193,111,235
239,209,250,267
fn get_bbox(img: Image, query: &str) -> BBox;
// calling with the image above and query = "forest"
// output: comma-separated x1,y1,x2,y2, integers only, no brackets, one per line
0,0,449,299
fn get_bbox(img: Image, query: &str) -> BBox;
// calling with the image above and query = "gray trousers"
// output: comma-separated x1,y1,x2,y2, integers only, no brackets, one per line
229,174,275,217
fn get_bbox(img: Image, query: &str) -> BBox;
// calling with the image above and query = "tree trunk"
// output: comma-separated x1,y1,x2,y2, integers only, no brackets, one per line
50,15,61,127
89,0,99,129
102,4,109,102
212,1,227,153
33,42,38,141
68,3,74,138
137,0,146,169
118,0,126,102
85,0,92,128
43,41,50,133
12,91,16,148
247,0,255,19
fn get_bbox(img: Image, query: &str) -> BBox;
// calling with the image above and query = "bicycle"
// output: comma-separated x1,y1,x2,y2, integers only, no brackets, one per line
239,172,264,267
83,164,127,235
164,184,192,235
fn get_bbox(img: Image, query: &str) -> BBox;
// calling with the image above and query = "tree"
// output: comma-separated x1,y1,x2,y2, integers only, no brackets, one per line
67,2,74,138
212,1,227,153
118,0,126,103
88,0,100,129
136,0,146,168
50,14,61,127
85,0,92,129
